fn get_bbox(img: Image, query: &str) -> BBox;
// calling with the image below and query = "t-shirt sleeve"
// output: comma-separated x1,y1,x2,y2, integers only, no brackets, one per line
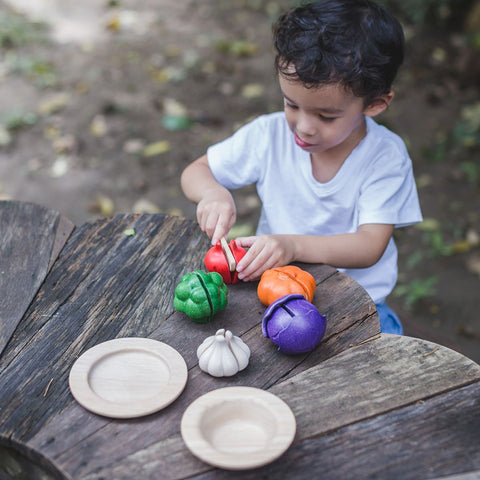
357,142,423,228
206,116,266,189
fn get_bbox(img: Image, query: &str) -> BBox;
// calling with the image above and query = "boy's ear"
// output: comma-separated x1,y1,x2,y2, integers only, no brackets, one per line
363,91,395,117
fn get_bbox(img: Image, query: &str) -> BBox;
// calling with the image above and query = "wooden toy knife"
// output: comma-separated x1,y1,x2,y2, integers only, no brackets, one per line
220,237,237,272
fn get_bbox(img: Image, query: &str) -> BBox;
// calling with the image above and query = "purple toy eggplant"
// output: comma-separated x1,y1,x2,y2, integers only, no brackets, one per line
262,294,326,354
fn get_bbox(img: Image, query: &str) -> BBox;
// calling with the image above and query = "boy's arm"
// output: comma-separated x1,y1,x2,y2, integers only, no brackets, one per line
180,154,236,244
235,224,394,281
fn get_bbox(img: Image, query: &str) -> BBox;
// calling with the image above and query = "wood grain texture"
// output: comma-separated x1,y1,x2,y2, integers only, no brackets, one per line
194,381,480,480
270,334,480,438
431,472,480,480
180,337,480,480
0,213,209,438
68,335,480,480
9,208,475,480
0,200,73,356
28,281,376,478
0,211,381,479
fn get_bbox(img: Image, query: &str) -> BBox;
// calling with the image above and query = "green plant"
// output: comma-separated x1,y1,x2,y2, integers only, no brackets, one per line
405,250,424,269
0,10,48,48
5,53,58,88
424,103,480,165
2,110,38,130
425,231,455,256
460,161,479,185
454,102,480,147
394,276,438,309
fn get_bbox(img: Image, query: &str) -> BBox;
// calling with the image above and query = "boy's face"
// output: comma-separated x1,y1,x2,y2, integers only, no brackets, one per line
279,73,371,159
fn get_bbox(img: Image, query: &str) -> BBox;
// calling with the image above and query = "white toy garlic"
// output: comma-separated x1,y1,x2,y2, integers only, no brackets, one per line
197,329,250,377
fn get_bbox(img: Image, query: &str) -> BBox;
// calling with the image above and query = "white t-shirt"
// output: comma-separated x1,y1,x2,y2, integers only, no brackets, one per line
207,112,422,303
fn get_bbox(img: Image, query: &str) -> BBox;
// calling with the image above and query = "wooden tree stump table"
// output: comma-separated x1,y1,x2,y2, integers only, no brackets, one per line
0,200,479,480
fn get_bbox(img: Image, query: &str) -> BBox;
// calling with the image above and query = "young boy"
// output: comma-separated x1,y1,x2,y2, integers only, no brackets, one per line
181,0,422,334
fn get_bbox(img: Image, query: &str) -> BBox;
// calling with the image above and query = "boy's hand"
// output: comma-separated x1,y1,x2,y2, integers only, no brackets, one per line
234,235,296,281
196,188,236,244
180,154,237,244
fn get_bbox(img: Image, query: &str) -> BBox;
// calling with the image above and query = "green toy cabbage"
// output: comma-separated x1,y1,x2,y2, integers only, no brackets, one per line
174,270,228,323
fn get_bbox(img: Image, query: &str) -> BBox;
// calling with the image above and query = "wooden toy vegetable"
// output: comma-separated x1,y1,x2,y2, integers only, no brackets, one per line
257,265,316,306
204,237,247,284
262,294,326,354
197,329,250,377
174,270,228,323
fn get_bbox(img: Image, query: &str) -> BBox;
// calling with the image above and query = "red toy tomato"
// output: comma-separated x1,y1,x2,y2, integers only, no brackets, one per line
204,239,247,284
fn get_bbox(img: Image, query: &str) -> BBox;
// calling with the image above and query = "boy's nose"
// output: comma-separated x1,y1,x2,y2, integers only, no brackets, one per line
296,113,316,137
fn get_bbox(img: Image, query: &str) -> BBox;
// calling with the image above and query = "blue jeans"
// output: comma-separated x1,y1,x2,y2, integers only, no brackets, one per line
375,302,403,335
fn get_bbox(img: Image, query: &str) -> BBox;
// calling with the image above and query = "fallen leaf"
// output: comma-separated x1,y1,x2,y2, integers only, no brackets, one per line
241,83,264,99
163,98,188,117
161,98,193,131
431,47,447,64
0,126,11,147
50,157,69,178
452,241,471,254
415,218,440,232
44,125,61,139
90,115,108,137
143,140,171,157
105,13,120,32
162,115,194,131
38,93,70,116
149,66,186,83
123,138,145,154
466,253,480,277
466,229,480,247
215,39,258,56
89,194,115,216
167,207,183,217
132,199,161,214
52,135,77,154
416,174,432,188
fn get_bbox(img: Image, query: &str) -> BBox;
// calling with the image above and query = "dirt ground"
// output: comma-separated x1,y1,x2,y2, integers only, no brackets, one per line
1,0,479,363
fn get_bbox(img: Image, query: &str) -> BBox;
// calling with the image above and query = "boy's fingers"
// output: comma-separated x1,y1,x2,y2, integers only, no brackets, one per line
211,220,230,245
237,249,266,279
234,236,256,248
238,241,282,280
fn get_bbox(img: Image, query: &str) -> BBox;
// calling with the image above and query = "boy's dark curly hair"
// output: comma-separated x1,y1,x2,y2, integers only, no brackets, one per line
273,0,404,105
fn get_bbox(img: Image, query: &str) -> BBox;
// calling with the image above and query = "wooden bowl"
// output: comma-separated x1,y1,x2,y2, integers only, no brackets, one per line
181,386,296,470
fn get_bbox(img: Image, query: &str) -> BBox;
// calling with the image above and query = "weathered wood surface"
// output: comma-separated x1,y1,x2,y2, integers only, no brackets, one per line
0,201,74,356
432,472,480,480
2,203,478,480
196,382,480,480
0,207,380,479
77,335,480,480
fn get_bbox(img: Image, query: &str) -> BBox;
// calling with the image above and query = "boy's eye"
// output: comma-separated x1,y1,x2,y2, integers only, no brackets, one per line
285,101,298,110
319,115,336,122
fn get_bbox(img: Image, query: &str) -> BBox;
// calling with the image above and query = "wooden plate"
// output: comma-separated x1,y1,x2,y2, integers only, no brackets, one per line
69,337,188,418
181,386,296,470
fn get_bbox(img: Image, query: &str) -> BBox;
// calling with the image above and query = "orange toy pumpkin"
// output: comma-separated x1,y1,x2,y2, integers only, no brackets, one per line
257,265,316,306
